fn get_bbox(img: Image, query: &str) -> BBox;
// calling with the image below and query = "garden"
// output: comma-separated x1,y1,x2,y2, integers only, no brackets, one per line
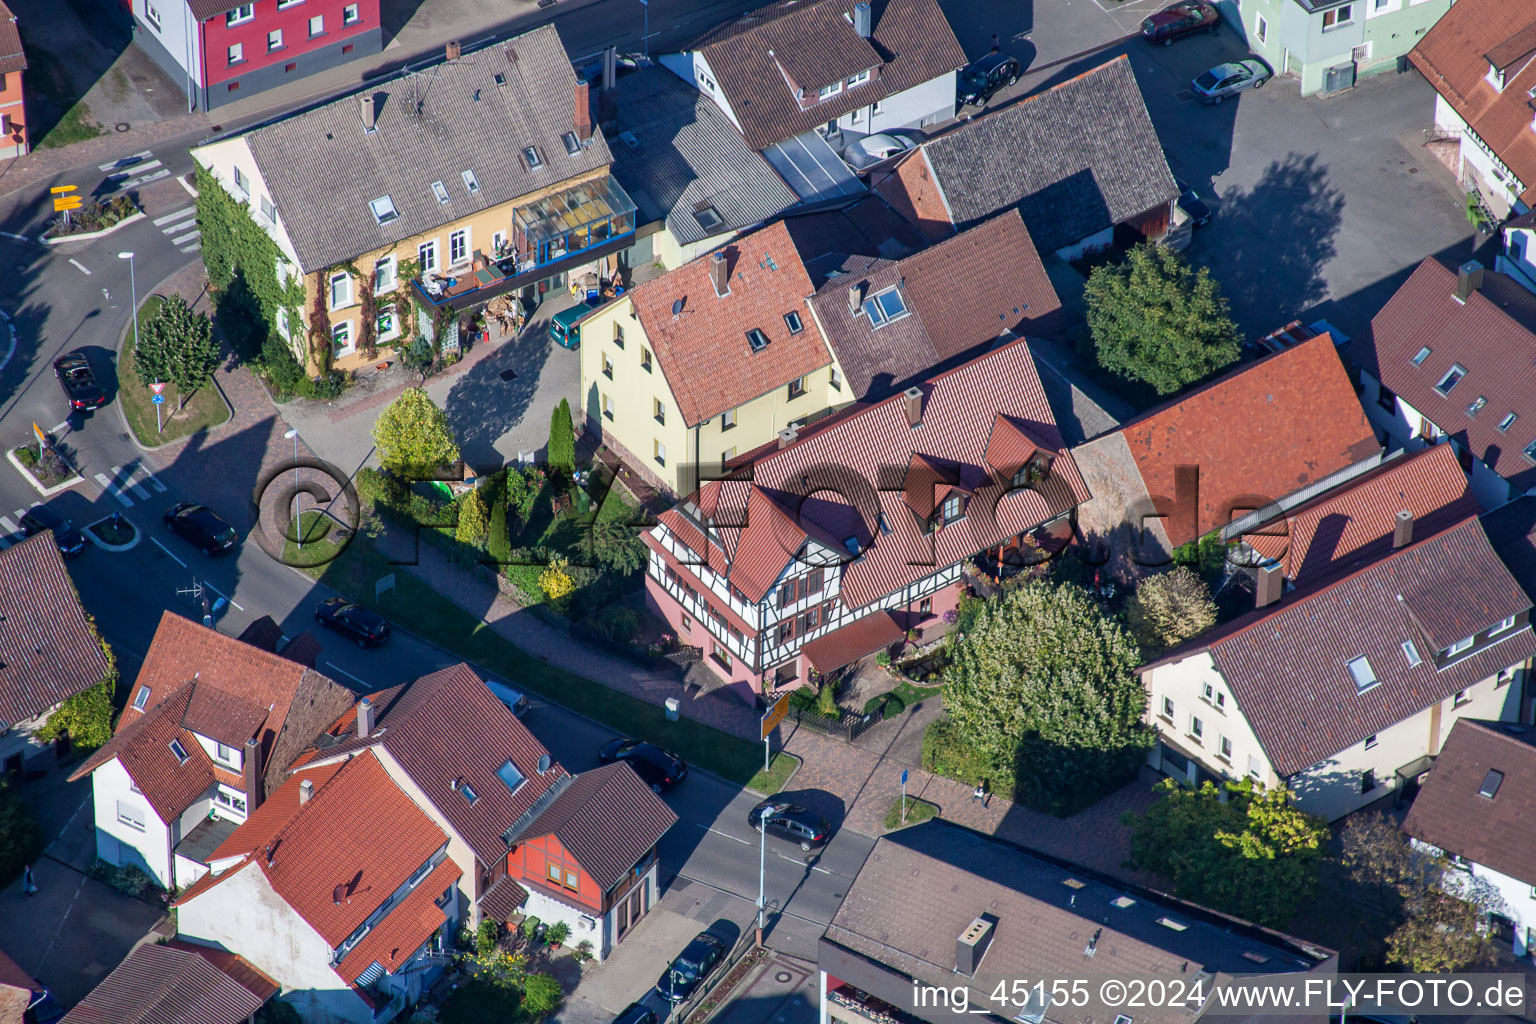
43,194,139,239
436,917,574,1024
9,440,81,491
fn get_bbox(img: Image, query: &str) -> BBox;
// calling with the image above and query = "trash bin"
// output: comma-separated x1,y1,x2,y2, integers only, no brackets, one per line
665,698,680,721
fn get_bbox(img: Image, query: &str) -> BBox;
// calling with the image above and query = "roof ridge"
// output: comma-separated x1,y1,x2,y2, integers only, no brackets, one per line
260,751,371,869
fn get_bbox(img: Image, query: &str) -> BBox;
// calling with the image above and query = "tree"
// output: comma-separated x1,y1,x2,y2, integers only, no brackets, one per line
548,398,575,476
522,973,564,1017
136,295,221,410
371,387,460,478
1084,243,1241,395
0,778,41,886
1124,778,1328,929
580,510,648,574
1124,566,1217,652
487,493,512,565
942,580,1151,815
1387,889,1498,972
456,487,490,544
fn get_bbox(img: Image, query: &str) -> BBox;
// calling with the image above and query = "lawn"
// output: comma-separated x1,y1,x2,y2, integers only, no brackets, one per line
746,753,801,795
282,509,346,570
302,518,764,784
118,295,230,446
884,795,938,831
23,52,106,149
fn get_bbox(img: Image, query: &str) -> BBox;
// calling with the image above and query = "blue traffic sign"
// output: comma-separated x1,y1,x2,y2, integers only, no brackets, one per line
901,769,908,786
151,394,165,405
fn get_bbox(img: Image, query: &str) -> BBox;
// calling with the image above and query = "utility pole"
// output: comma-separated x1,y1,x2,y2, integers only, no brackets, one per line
756,808,766,946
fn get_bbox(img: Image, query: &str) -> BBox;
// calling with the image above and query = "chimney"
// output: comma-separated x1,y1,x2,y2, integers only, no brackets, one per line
359,92,376,132
445,39,462,61
356,696,374,739
903,386,924,428
1256,563,1284,610
299,779,314,804
847,282,863,313
778,427,799,449
956,915,996,975
574,79,592,141
1453,260,1484,304
1392,509,1414,550
710,252,730,297
853,1,872,37
242,737,264,811
603,47,618,91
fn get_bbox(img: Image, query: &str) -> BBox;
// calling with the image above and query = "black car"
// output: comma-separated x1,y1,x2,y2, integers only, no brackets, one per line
163,502,238,555
598,738,688,792
1174,178,1212,227
749,799,831,851
956,52,1019,107
655,931,727,1003
53,351,107,411
612,1003,657,1024
316,596,392,647
26,988,65,1024
18,506,86,558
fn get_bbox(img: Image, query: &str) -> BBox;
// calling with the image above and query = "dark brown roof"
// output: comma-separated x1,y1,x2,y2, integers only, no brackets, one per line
0,4,25,78
801,610,905,673
1411,2,1536,204
180,685,269,748
479,876,531,921
276,631,322,668
782,195,925,283
1161,518,1536,775
1403,718,1536,883
518,762,677,889
163,942,279,1002
690,0,966,150
58,943,272,1024
1351,259,1536,491
0,533,112,728
1483,496,1536,596
1115,333,1380,549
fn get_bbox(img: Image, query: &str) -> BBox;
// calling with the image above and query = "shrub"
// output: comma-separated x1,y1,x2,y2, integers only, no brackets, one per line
476,919,500,955
547,398,575,476
1124,566,1217,652
456,487,490,544
487,493,512,566
37,678,115,751
258,332,308,397
216,270,268,363
592,605,641,644
864,692,906,719
522,973,564,1017
573,940,595,963
874,651,891,667
922,717,1013,795
545,920,570,946
539,556,575,604
816,680,838,716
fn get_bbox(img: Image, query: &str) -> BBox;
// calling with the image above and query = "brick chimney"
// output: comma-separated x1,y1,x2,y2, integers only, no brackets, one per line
356,696,374,739
778,427,799,448
1392,509,1414,550
848,282,863,313
710,252,730,297
299,779,314,804
903,386,923,428
1453,260,1484,304
242,737,264,811
575,79,592,141
1255,563,1283,610
446,39,462,61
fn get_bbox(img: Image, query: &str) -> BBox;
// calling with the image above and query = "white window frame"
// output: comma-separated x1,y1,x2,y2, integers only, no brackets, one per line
1161,696,1174,719
830,366,842,391
462,170,481,194
132,685,151,710
1248,755,1263,779
1348,655,1378,692
817,80,844,100
276,0,302,8
342,2,359,23
308,13,324,36
492,230,507,255
1447,635,1475,657
449,228,470,267
846,69,871,89
418,239,439,273
1255,13,1267,42
259,194,276,223
373,256,396,294
276,307,290,340
1492,615,1518,635
329,272,353,310
722,408,737,430
655,440,667,466
431,180,450,204
232,166,249,197
225,2,253,25
369,195,398,224
214,742,237,764
602,393,614,419
1321,4,1352,29
377,304,398,341
144,0,162,29
116,800,146,832
332,321,354,354
267,28,284,51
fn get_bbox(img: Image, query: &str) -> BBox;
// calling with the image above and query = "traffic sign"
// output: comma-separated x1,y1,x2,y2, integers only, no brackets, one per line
149,382,166,395
49,185,77,194
151,394,165,406
31,422,45,446
53,196,82,212
901,769,908,786
760,694,790,740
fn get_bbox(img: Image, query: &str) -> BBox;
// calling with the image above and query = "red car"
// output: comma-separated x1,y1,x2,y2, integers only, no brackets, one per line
1141,1,1219,45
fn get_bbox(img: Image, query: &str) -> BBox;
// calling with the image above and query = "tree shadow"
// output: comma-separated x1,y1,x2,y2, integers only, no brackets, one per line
441,324,556,469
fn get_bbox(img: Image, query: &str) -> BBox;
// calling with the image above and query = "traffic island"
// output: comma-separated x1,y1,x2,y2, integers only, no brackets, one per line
84,514,140,551
7,444,84,496
117,294,232,448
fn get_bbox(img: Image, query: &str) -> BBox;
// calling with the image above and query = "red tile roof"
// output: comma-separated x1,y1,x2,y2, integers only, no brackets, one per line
1243,444,1478,584
801,610,905,673
1351,259,1536,491
71,682,216,824
207,760,348,863
0,4,24,78
1117,333,1379,549
630,220,830,426
0,533,112,728
1403,718,1536,884
58,942,272,1024
334,858,460,985
516,762,677,889
1411,1,1536,205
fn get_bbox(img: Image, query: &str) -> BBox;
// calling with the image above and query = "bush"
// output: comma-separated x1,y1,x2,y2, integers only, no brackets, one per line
456,487,490,544
37,678,115,751
487,493,511,566
255,1000,303,1024
864,692,906,720
922,717,1013,795
592,605,641,644
548,399,575,477
573,940,594,963
539,556,575,604
522,973,564,1017
1124,566,1217,652
816,680,838,716
258,332,308,397
476,919,500,955
545,920,570,946
89,860,158,898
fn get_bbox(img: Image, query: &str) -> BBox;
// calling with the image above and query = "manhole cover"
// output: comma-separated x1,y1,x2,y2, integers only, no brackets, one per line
499,368,518,381
1174,89,1195,104
776,972,793,983
115,123,130,132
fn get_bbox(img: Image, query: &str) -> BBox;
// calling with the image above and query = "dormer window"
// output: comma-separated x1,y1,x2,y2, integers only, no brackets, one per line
847,69,871,89
1446,634,1475,657
431,180,450,204
1489,63,1507,91
941,493,966,523
817,80,844,101
862,287,909,327
369,195,398,224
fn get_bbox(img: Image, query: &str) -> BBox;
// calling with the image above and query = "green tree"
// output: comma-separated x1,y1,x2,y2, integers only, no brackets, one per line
371,388,460,478
1124,778,1328,928
580,511,648,574
1124,566,1217,652
1084,243,1241,395
522,973,564,1017
136,295,221,410
456,487,490,544
487,493,512,565
37,614,118,751
0,778,42,886
548,398,575,476
943,580,1151,815
1387,889,1498,972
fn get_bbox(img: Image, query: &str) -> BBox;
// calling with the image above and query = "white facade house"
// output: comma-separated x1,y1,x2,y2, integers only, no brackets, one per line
88,754,246,890
1497,216,1536,296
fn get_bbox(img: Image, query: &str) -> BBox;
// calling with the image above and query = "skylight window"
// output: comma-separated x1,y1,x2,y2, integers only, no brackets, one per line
746,328,770,352
1347,656,1378,692
169,739,190,765
369,195,398,224
523,146,544,169
1402,641,1422,667
462,169,480,193
431,180,450,204
459,782,479,805
862,288,909,328
1480,769,1504,798
562,131,581,155
496,759,526,794
1156,917,1187,931
843,536,861,557
1434,363,1466,395
1411,346,1431,366
1467,396,1487,417
1501,412,1518,432
1111,896,1136,908
784,311,803,334
693,205,723,231
132,685,151,710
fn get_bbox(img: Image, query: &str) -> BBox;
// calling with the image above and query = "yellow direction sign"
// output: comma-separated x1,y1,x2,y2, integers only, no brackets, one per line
32,422,45,447
49,185,77,194
760,694,790,740
53,196,82,212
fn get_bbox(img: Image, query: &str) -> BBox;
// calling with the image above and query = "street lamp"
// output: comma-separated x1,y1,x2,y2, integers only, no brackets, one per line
284,428,302,549
117,251,137,352
756,807,766,945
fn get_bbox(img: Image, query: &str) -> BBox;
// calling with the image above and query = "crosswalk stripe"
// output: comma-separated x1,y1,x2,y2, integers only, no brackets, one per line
0,516,16,535
121,168,170,190
98,150,151,172
153,207,195,226
171,230,200,246
181,243,202,253
94,472,134,508
136,468,168,494
119,158,163,174
162,219,197,236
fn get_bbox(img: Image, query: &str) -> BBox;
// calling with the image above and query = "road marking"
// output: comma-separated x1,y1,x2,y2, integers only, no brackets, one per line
99,150,151,171
698,823,752,846
201,580,244,611
153,207,195,226
68,258,91,275
0,230,30,241
94,471,134,507
135,467,168,493
48,420,69,434
0,307,14,374
151,536,187,567
171,230,200,246
180,243,202,253
811,865,832,875
324,661,369,686
120,168,170,190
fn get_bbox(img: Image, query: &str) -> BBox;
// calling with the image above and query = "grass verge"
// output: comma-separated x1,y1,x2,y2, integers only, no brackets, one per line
282,509,346,569
118,295,231,446
884,795,938,831
746,752,801,795
302,522,763,783
892,680,944,705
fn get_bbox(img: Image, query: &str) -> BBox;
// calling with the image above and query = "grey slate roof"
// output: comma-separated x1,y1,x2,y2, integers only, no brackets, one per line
919,55,1176,254
604,68,798,248
235,26,612,273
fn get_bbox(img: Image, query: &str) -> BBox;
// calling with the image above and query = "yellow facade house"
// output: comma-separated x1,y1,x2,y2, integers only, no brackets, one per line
192,26,639,373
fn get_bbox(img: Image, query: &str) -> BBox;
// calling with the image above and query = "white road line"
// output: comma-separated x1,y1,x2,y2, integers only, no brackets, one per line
164,222,197,238
811,865,832,875
180,243,201,253
153,207,195,226
121,168,170,190
0,516,16,535
93,471,133,507
324,661,369,686
134,468,168,493
201,580,244,611
170,230,200,246
698,823,752,846
127,477,151,500
68,259,90,275
99,150,151,171
48,420,69,434
151,536,186,567
0,230,30,241
118,158,163,175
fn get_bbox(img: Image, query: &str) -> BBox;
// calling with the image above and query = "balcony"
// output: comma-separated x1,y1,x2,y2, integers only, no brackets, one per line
413,176,638,312
827,986,932,1024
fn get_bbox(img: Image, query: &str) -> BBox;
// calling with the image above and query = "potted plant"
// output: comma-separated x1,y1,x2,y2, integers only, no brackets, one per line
546,921,570,949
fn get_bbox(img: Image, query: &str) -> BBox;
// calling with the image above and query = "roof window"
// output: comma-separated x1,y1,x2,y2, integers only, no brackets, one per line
369,195,398,225
1156,917,1187,931
523,146,544,170
1402,641,1422,667
132,685,151,710
1061,877,1086,889
784,311,803,334
1500,412,1518,432
496,759,526,794
1347,656,1377,693
494,72,506,86
1467,396,1487,417
462,169,480,193
1524,439,1536,463
169,739,190,765
1480,769,1505,798
431,180,450,204
746,328,770,352
1110,896,1136,908
459,781,479,805
1434,363,1466,395
562,131,581,155
863,287,909,328
693,205,723,232
1411,346,1431,366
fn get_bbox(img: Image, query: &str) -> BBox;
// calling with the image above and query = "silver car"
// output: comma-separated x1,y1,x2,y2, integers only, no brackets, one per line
1191,59,1271,103
842,132,917,170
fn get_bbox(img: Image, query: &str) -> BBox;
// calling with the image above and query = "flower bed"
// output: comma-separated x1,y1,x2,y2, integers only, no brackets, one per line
10,444,82,491
44,195,140,239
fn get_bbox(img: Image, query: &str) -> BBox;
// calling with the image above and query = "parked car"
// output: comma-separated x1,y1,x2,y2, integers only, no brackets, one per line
315,596,392,647
612,1003,657,1024
842,132,917,171
486,678,531,718
655,931,727,1003
956,52,1020,107
53,350,107,411
1174,178,1212,227
598,738,688,792
1141,1,1219,45
18,506,86,558
748,799,831,851
163,502,238,555
26,987,65,1024
549,304,592,349
1190,60,1271,103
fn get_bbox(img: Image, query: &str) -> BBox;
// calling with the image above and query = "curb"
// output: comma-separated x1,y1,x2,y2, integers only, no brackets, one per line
41,209,146,245
0,307,15,374
6,446,85,496
114,278,237,454
84,515,141,552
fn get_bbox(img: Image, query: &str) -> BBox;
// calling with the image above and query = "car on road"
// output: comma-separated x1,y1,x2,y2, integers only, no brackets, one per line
18,506,86,558
598,738,687,792
486,678,531,718
26,987,65,1024
163,502,238,556
612,1003,657,1024
1174,178,1212,227
842,132,917,171
956,52,1020,107
655,931,727,1003
315,596,392,647
53,350,107,411
1191,60,1271,103
1141,1,1219,45
748,799,831,851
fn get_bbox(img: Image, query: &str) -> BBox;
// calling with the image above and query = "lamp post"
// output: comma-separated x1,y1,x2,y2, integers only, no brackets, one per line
284,428,302,549
118,252,154,432
756,807,766,946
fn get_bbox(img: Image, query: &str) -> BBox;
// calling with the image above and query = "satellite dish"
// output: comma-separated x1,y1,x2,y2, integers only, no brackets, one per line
537,753,551,775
